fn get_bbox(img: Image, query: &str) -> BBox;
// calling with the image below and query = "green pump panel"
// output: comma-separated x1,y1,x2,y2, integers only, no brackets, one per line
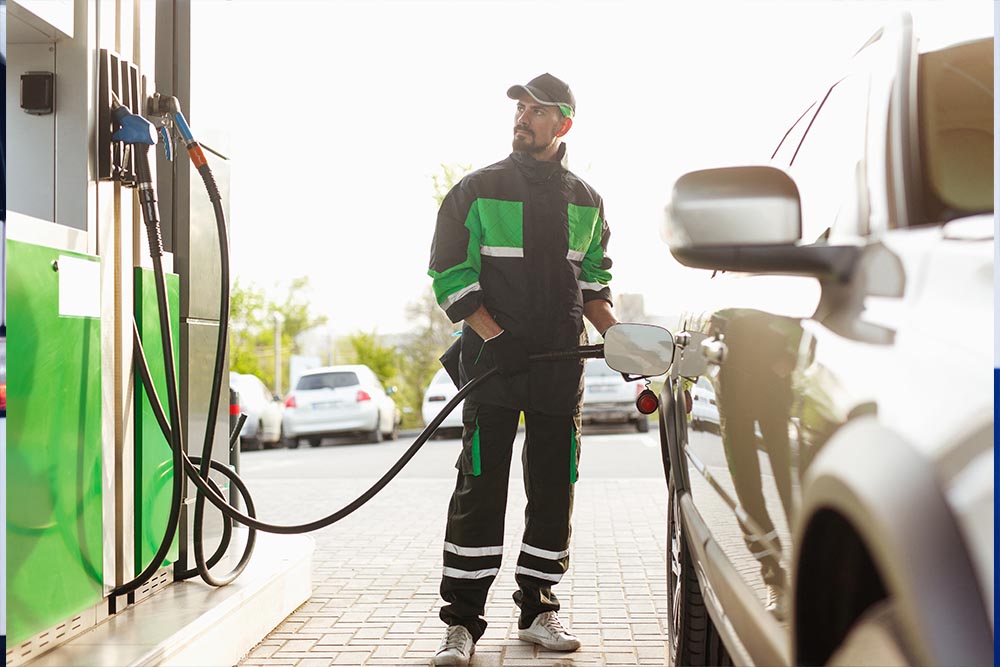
134,267,180,573
6,240,104,645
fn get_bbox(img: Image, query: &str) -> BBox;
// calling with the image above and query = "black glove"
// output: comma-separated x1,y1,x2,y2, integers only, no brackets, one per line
485,331,530,376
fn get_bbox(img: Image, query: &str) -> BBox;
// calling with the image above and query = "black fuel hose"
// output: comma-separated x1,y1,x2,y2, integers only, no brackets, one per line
137,334,604,535
127,113,606,591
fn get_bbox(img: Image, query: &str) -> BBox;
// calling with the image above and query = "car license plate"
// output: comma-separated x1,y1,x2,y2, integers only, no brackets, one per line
312,401,344,410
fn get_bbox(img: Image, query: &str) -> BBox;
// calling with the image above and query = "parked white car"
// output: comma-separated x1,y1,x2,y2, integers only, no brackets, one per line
421,367,464,438
282,364,400,446
229,371,283,451
581,357,648,432
659,15,993,667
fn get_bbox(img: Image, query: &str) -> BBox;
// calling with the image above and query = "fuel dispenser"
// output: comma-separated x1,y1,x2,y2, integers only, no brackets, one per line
4,0,234,659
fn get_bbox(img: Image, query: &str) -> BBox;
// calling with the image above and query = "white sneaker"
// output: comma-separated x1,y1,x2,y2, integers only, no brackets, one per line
431,625,475,666
517,611,581,651
765,584,789,621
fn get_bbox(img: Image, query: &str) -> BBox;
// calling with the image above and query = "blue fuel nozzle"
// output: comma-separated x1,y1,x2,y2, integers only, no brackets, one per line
111,104,158,146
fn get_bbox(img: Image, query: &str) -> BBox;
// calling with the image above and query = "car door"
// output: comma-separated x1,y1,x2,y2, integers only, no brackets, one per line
674,17,899,654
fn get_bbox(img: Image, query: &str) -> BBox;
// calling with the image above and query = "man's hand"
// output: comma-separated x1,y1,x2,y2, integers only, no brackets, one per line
485,331,530,376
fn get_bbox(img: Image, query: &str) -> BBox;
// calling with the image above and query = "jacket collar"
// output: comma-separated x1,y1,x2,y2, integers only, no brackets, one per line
511,143,567,183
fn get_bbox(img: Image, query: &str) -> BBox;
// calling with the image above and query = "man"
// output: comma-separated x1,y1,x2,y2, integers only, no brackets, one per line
427,73,618,665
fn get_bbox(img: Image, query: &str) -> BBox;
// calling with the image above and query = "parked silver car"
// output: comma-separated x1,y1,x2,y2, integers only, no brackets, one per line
282,364,400,446
581,357,649,432
229,371,283,451
659,14,992,667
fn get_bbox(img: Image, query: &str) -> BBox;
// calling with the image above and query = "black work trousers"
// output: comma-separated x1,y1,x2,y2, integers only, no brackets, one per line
438,400,581,641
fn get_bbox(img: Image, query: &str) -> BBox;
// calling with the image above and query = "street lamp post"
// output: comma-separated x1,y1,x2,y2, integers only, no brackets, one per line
272,312,285,396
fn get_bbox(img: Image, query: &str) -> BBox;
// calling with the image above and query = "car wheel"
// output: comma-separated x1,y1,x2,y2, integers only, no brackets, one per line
826,601,913,666
636,416,650,433
243,434,262,452
367,412,383,443
285,436,300,449
667,473,731,666
308,437,322,447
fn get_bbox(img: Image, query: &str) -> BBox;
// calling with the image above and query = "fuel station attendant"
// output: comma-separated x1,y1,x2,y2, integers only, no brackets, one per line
427,73,618,665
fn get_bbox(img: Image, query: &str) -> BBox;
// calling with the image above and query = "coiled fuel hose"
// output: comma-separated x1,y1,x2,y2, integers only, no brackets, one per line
114,98,605,596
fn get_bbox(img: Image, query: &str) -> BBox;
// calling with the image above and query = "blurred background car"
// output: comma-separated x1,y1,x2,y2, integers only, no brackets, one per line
282,364,400,447
581,357,649,433
689,376,719,433
229,371,283,451
421,367,464,439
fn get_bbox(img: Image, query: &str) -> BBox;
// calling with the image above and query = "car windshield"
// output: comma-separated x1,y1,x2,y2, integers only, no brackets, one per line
297,371,359,390
585,359,619,377
918,37,993,219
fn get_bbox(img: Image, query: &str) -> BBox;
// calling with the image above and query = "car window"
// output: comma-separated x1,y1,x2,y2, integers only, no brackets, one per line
296,371,359,390
585,359,619,377
918,38,993,220
786,73,871,242
769,101,817,165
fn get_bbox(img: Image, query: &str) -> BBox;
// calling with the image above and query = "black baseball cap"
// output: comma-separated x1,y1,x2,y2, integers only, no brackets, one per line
507,73,575,118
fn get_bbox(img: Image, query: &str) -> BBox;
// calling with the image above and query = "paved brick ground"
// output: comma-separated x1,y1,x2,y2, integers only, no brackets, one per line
235,474,670,667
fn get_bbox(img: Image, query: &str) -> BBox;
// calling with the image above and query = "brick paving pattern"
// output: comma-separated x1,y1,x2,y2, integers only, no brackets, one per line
236,474,670,667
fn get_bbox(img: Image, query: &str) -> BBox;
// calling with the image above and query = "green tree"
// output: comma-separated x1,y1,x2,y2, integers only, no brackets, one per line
395,287,459,427
432,162,472,207
229,276,328,393
345,331,399,387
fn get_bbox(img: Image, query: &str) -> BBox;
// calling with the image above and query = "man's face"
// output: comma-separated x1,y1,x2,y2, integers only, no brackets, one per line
512,94,568,154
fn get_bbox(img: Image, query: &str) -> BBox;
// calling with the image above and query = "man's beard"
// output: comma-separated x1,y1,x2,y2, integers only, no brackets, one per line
512,130,547,154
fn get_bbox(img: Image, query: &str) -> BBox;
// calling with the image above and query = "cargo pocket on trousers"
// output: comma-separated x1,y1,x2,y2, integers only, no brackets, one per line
456,403,482,476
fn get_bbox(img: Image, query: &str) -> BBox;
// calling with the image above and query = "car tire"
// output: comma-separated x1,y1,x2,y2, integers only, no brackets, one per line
243,435,262,452
826,600,913,666
667,473,732,666
636,416,650,433
367,412,383,443
308,437,322,448
285,436,300,449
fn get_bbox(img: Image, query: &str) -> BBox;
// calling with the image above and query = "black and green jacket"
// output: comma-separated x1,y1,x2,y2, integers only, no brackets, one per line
428,145,613,414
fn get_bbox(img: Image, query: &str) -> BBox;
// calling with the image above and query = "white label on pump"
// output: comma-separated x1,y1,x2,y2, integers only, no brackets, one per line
58,254,101,318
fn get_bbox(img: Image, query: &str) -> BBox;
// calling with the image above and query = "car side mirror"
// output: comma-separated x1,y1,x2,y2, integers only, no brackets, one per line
663,165,859,281
386,386,398,396
602,323,675,378
663,165,802,249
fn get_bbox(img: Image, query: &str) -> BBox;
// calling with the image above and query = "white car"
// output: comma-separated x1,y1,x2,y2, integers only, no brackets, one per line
688,375,719,433
229,372,283,451
282,364,400,446
421,367,464,438
660,15,993,667
581,357,649,432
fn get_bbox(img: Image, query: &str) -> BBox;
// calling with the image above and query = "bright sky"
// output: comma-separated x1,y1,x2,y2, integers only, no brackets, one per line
190,0,992,338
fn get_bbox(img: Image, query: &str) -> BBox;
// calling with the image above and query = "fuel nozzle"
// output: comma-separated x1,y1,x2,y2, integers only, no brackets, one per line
110,101,158,146
110,102,162,256
147,92,182,117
